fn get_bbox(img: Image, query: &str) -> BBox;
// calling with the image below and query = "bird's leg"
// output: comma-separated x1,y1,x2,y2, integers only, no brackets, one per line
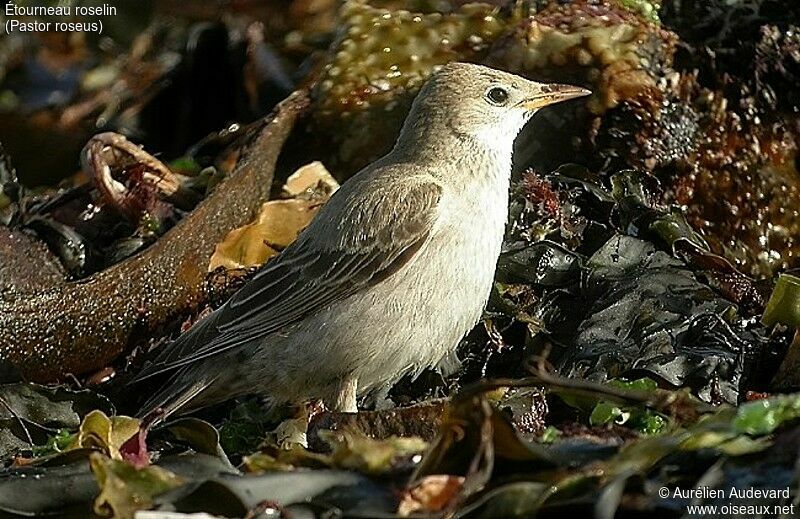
330,375,358,413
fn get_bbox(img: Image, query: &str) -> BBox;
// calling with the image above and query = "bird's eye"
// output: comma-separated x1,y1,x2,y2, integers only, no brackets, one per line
485,87,509,106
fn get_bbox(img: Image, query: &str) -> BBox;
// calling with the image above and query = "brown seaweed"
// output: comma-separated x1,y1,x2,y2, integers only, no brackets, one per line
0,91,309,382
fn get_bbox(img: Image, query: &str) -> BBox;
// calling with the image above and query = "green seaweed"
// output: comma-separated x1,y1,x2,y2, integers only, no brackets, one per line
762,274,800,327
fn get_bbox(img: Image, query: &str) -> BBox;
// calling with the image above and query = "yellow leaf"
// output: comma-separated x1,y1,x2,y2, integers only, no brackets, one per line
90,453,183,519
283,161,339,197
208,162,339,271
243,445,331,473
327,431,428,475
70,410,141,459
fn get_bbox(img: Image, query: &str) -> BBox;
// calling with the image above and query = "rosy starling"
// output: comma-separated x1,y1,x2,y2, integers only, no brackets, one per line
133,62,590,417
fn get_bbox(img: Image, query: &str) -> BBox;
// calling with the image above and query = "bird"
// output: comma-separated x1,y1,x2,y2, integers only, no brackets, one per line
132,62,590,420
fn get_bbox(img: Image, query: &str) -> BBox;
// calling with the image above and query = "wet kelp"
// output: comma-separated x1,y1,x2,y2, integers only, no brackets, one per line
548,235,758,403
493,168,774,405
3,377,800,518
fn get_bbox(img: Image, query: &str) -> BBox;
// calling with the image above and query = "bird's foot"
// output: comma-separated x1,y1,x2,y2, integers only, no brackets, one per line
271,400,326,449
274,405,311,449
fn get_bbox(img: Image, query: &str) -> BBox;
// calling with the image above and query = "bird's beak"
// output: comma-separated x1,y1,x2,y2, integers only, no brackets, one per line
522,84,592,110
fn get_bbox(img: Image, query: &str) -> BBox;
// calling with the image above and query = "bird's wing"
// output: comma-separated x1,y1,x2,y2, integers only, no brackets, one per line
132,171,443,381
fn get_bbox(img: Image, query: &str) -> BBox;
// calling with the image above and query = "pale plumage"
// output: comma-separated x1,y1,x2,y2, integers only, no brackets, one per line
132,62,590,418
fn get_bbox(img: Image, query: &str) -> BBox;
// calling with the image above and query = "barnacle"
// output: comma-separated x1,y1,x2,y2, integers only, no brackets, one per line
617,0,661,22
316,1,513,117
486,0,676,114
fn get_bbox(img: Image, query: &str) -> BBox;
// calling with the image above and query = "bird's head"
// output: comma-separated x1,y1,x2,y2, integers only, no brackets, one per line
402,62,591,148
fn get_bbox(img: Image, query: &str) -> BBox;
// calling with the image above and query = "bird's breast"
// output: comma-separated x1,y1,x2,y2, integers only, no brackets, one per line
377,167,510,354
423,172,510,299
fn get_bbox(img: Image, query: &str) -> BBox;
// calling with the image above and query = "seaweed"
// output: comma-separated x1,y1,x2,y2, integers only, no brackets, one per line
1,2,800,517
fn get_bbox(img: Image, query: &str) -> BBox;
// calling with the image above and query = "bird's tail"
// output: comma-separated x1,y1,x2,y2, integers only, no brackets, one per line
136,374,215,427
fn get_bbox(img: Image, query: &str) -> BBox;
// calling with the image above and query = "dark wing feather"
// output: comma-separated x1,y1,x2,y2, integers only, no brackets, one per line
132,173,442,381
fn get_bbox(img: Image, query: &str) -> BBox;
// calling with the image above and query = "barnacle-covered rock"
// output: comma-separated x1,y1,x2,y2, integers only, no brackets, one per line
649,10,800,277
616,0,661,22
312,0,677,175
665,92,800,278
317,0,511,116
592,73,699,171
486,0,676,114
485,0,680,172
312,0,523,174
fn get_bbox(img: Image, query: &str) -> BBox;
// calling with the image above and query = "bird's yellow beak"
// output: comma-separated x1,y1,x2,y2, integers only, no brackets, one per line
522,84,592,110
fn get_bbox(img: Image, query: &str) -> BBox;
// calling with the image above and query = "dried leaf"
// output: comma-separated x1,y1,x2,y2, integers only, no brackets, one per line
244,431,426,475
208,161,338,270
282,161,339,197
326,431,428,475
70,410,141,460
398,475,465,516
90,452,183,519
207,199,320,269
243,445,332,473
